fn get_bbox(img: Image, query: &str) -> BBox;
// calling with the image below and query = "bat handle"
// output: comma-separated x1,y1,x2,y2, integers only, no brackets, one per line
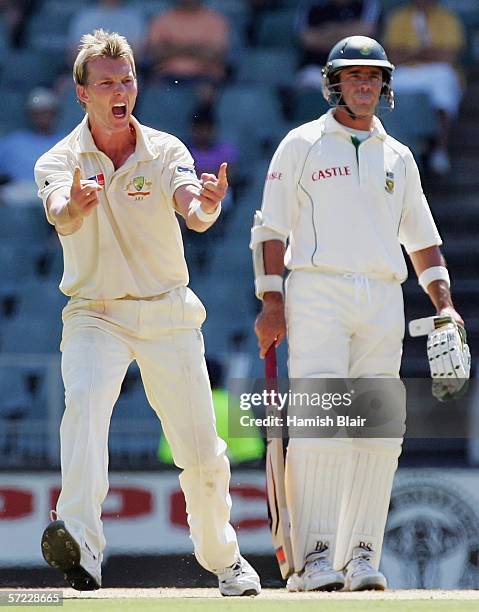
265,344,277,380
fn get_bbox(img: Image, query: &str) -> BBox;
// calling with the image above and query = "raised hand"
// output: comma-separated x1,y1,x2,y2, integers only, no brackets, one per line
68,166,103,219
198,162,228,213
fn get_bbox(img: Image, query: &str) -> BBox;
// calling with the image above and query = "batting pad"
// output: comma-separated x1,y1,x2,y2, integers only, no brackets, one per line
285,439,349,572
333,438,402,570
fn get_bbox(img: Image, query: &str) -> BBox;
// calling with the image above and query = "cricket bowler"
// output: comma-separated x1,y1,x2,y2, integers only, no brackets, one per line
34,29,260,596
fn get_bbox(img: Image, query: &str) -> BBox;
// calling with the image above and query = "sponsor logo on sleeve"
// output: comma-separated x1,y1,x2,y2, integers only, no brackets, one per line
267,171,283,181
177,165,196,175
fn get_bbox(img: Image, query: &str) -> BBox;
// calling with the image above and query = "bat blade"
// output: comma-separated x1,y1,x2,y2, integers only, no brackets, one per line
264,345,294,579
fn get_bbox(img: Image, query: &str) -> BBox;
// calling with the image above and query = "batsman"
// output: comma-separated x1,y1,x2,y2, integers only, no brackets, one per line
251,36,470,591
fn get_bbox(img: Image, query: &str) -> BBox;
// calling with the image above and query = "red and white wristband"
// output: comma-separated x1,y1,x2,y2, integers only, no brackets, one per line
418,266,450,293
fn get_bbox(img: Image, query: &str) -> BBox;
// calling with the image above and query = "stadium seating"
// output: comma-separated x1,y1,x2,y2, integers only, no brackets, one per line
255,9,298,48
135,83,198,141
0,317,62,354
57,87,85,135
292,89,330,124
216,84,286,164
0,49,63,93
381,92,438,154
236,47,297,86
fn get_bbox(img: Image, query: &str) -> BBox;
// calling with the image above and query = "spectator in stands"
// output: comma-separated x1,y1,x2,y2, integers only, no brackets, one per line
183,104,239,272
67,0,145,61
295,0,381,89
188,104,239,214
0,0,38,48
145,0,230,85
383,0,466,175
0,88,63,206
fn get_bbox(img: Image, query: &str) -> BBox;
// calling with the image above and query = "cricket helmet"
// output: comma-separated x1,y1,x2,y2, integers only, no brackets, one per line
322,36,395,111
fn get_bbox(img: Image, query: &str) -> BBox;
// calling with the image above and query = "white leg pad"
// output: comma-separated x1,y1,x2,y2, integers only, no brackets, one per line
285,438,350,572
333,438,402,570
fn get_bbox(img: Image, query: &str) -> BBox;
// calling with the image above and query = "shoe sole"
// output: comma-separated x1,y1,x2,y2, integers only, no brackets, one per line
41,520,100,591
312,581,345,592
288,580,345,593
221,588,260,597
352,583,386,591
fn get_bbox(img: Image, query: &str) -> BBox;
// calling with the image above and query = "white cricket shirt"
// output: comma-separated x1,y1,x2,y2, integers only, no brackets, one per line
261,109,441,282
35,115,201,299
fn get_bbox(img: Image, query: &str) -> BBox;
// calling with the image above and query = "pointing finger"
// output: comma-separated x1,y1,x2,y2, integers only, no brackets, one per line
218,162,228,187
72,166,81,188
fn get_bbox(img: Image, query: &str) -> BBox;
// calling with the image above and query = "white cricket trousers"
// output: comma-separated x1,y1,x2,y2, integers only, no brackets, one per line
56,286,239,572
284,270,404,571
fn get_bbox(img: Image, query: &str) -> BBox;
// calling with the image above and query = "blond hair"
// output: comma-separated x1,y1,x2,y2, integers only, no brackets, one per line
73,29,136,87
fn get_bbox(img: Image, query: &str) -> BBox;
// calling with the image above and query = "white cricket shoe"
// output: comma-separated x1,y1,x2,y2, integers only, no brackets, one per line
287,549,345,592
41,517,102,591
216,556,261,597
344,545,387,591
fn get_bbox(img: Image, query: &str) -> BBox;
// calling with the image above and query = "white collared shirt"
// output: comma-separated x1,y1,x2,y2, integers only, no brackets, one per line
35,115,201,299
260,109,441,282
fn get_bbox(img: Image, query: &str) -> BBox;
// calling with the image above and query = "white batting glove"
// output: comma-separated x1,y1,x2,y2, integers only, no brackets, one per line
426,319,471,401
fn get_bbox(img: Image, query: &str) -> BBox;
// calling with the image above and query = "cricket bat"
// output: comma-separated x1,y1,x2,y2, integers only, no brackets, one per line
264,345,294,579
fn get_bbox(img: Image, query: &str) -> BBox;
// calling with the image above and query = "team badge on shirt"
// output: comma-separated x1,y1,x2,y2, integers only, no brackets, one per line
125,175,152,200
88,172,105,187
385,171,395,194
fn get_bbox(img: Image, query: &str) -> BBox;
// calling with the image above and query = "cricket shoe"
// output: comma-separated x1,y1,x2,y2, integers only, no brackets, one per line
287,549,345,592
41,517,101,591
216,556,261,596
344,545,387,591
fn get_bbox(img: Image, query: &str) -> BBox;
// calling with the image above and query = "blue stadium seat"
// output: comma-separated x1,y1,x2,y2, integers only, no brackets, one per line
293,89,330,124
135,83,198,141
0,367,31,413
0,90,27,134
57,87,85,135
25,6,74,51
256,9,298,48
381,92,437,154
0,366,46,416
236,48,297,86
0,244,42,290
17,280,67,319
0,49,64,92
0,206,52,243
127,0,173,18
0,316,62,354
217,84,286,163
